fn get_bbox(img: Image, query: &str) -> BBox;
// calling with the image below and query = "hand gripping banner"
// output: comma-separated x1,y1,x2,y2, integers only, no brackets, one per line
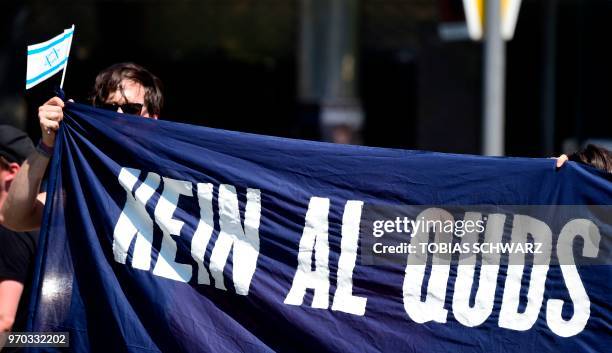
28,102,612,353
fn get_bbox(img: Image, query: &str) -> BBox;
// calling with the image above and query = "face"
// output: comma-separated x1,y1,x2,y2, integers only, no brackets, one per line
0,160,20,211
331,125,353,144
105,79,157,119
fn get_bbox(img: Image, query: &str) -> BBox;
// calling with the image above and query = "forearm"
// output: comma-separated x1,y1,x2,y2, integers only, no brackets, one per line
0,280,23,332
1,150,48,231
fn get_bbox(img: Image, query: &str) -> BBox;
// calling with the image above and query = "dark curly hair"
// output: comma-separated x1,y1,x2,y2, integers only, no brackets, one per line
91,62,164,116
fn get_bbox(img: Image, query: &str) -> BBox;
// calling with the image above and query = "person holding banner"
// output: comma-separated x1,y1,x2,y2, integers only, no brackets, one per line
0,62,164,232
555,144,612,172
0,126,37,335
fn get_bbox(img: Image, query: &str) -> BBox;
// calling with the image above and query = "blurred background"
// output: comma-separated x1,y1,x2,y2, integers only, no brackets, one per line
1,0,611,157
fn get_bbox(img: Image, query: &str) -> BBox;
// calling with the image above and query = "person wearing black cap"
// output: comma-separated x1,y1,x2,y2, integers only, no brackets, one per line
0,125,38,337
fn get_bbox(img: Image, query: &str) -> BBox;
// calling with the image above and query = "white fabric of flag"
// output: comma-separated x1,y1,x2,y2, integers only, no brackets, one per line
26,25,74,89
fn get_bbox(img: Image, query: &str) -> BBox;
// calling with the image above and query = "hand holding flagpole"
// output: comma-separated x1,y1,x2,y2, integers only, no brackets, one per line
25,25,75,136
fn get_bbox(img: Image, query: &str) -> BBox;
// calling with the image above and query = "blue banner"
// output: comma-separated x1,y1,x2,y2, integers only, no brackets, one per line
28,102,612,352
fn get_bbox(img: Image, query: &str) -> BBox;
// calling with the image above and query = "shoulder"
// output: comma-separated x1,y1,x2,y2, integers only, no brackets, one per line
0,226,38,282
0,226,37,251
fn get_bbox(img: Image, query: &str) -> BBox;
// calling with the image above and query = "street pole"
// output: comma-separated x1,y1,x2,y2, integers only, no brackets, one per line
540,0,557,156
482,0,505,156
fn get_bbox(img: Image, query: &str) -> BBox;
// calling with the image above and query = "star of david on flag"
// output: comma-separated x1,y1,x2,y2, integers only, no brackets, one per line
26,25,74,90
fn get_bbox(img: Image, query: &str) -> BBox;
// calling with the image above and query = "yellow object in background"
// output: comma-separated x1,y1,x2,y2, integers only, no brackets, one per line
463,0,522,41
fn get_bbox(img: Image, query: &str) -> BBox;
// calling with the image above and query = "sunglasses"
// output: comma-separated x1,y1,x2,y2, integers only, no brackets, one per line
98,102,144,115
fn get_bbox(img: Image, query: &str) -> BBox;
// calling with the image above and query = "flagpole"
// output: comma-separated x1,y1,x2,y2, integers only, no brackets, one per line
60,24,75,90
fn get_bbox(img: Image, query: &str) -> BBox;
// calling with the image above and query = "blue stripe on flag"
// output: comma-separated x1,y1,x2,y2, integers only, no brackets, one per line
26,57,68,85
27,30,74,55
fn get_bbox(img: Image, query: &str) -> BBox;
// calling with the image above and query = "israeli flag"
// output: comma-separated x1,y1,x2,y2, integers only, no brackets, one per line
26,25,74,90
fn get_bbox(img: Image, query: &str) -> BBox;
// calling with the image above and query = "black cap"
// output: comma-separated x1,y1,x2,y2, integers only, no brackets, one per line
0,125,35,164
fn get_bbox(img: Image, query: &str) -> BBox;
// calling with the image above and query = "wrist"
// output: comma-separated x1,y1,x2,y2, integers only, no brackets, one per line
36,139,54,158
41,134,55,148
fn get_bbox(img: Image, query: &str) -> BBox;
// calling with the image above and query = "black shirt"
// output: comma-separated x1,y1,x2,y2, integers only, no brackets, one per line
0,225,38,332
